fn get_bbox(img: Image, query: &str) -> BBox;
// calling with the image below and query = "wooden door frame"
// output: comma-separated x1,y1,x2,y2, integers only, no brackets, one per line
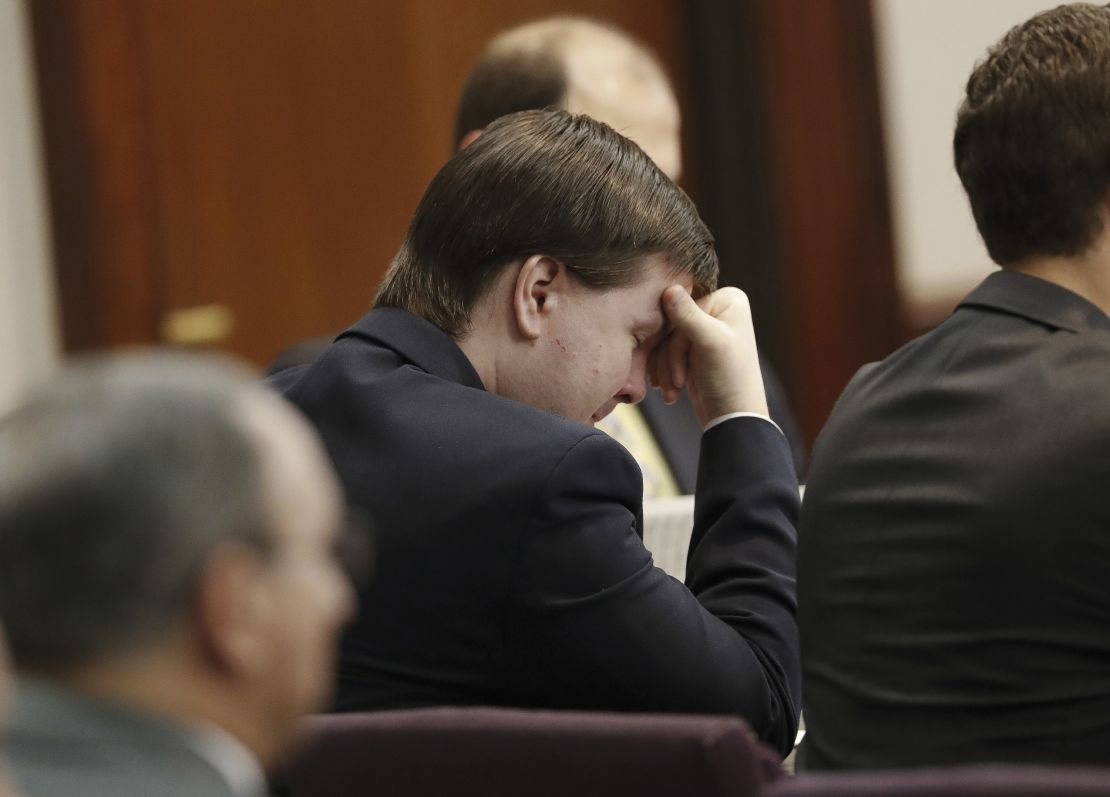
31,0,162,351
684,0,903,447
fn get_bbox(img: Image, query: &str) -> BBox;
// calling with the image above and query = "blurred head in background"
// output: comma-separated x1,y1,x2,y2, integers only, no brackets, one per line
455,16,682,180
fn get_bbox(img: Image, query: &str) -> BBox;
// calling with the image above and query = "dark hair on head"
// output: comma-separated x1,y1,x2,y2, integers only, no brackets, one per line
455,47,566,146
954,2,1110,266
376,108,718,337
0,352,271,671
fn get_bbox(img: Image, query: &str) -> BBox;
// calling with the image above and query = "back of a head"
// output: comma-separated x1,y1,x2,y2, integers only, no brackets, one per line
454,17,680,178
0,353,267,673
454,18,569,145
376,108,716,337
955,3,1110,266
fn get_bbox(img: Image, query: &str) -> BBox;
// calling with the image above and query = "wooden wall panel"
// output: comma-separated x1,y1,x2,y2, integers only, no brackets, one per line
683,2,790,389
684,0,902,447
34,0,905,447
761,0,903,443
31,0,161,350
32,0,695,366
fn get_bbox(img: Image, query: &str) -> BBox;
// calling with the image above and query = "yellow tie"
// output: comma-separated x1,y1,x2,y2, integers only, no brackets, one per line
596,403,680,498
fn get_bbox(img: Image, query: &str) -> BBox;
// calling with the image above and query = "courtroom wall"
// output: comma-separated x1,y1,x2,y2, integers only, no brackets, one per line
0,0,57,413
873,0,1060,321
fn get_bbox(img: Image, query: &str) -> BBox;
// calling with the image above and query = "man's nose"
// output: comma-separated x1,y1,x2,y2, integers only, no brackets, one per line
619,363,649,405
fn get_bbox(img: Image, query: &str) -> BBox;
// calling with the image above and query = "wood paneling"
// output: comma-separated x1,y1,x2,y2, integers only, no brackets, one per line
33,0,905,446
31,0,161,350
31,0,695,365
683,1,790,386
684,0,902,446
762,0,902,443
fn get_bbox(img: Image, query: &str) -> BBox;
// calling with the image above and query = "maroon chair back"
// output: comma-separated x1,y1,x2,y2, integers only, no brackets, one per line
286,707,780,797
770,764,1110,797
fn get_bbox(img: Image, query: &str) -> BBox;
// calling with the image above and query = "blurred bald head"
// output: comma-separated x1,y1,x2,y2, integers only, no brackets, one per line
455,16,682,180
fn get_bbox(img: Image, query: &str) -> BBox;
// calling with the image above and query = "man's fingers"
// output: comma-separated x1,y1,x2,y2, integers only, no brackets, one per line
650,333,684,404
665,330,690,395
662,285,703,337
664,284,743,354
659,286,698,393
658,284,765,426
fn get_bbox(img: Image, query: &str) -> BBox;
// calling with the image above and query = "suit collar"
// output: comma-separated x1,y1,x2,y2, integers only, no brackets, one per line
959,269,1110,333
12,677,194,745
339,307,486,391
11,678,264,797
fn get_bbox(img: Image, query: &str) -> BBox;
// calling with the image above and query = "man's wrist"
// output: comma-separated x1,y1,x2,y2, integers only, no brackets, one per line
704,411,784,437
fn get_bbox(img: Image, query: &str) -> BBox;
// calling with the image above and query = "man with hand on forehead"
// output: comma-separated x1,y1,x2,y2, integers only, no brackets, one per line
273,108,801,756
454,16,807,486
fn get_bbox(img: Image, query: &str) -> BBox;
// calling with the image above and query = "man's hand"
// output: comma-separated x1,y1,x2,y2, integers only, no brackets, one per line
651,286,769,428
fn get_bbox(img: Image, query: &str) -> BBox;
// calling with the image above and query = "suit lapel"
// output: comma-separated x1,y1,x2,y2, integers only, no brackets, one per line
8,680,246,797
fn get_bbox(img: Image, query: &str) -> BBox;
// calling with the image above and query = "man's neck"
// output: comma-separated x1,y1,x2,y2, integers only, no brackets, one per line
453,330,496,394
56,651,270,766
1012,245,1110,317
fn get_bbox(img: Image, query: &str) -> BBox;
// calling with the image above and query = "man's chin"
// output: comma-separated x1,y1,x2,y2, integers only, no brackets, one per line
589,406,616,426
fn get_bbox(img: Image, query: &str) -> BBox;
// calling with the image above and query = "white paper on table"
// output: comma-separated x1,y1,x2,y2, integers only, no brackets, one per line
642,487,805,581
642,495,695,580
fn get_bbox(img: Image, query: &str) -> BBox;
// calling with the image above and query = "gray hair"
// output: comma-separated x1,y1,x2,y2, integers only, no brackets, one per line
0,352,271,671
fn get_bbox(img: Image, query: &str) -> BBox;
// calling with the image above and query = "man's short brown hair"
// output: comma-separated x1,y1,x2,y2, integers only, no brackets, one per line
955,3,1110,266
375,109,717,337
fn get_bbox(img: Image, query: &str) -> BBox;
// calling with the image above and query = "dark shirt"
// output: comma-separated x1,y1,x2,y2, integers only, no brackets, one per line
799,270,1110,769
272,307,803,755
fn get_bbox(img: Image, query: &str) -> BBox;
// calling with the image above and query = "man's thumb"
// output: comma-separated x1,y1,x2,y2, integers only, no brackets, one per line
663,286,704,335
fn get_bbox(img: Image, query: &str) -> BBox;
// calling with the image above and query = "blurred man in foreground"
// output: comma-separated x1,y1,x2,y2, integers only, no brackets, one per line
799,2,1110,770
0,353,353,796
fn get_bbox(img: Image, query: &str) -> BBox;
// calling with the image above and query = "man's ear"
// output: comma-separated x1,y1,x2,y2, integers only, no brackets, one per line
193,543,271,680
512,255,563,340
458,129,483,151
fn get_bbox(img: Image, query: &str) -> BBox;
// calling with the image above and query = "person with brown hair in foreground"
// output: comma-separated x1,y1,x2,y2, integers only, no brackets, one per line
453,16,807,486
271,109,801,756
268,16,807,484
799,2,1110,770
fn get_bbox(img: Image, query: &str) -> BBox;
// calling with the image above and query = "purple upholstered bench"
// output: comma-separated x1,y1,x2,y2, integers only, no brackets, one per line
285,706,781,797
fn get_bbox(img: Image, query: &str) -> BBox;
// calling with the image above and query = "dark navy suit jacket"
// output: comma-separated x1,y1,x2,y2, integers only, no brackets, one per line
799,270,1110,769
640,355,807,491
272,307,802,755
